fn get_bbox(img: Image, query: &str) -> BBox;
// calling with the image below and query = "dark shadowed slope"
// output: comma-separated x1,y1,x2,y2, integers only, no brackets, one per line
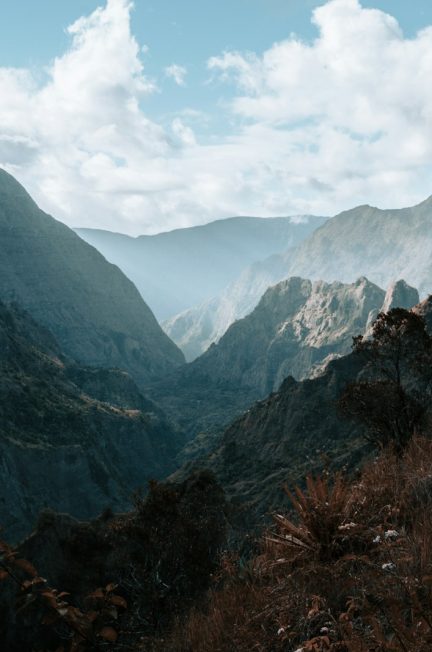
76,215,327,322
0,169,184,385
0,300,184,541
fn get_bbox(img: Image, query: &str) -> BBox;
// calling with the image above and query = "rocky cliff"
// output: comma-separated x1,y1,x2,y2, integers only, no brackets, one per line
149,277,418,440
0,169,184,385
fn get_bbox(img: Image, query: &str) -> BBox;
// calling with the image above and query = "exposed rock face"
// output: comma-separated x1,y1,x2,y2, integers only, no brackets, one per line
364,279,420,334
76,215,327,323
150,276,418,441
0,169,184,385
0,301,183,541
190,277,385,395
413,294,432,331
166,197,432,359
283,199,432,297
381,279,420,314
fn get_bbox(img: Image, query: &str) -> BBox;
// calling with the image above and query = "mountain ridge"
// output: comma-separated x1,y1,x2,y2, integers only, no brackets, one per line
165,195,432,358
76,214,327,321
0,168,184,385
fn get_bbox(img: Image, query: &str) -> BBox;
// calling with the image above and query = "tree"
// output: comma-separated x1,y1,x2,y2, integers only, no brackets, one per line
339,308,432,451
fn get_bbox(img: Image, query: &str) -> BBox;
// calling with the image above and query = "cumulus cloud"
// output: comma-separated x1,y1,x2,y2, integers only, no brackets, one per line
165,63,187,86
208,0,432,212
0,0,431,234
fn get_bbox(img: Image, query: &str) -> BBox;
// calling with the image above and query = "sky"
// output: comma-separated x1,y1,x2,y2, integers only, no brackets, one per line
0,0,432,234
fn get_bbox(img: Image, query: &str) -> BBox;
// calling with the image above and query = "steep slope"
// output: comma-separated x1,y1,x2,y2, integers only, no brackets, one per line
0,169,183,384
178,295,432,519
76,215,326,322
166,197,432,359
164,253,291,360
176,354,366,517
150,277,418,440
0,300,183,541
283,198,432,295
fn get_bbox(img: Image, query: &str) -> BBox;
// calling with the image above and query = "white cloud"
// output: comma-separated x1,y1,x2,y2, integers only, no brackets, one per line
0,0,432,234
165,63,187,87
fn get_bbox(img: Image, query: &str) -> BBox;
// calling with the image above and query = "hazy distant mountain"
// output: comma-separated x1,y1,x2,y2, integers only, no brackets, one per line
283,198,432,295
149,277,418,441
166,197,432,360
164,253,291,361
0,169,183,384
0,301,183,540
76,215,327,321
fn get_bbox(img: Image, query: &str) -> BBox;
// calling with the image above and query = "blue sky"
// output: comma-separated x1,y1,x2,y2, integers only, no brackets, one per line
1,0,431,130
0,1,432,233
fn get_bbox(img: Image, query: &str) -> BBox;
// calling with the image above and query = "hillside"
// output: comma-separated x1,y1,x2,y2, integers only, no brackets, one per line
174,295,432,520
0,300,183,541
76,215,326,322
149,277,418,440
0,169,184,385
166,196,432,359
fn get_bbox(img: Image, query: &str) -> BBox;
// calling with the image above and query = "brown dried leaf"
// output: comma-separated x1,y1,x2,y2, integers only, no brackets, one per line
98,626,118,642
15,558,38,577
110,594,127,609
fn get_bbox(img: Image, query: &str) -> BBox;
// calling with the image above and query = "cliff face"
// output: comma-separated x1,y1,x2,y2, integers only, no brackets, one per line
163,253,291,361
188,276,386,395
0,169,184,385
0,301,183,541
149,277,418,440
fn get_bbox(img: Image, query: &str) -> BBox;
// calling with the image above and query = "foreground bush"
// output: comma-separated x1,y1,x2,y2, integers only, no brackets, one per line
153,436,432,651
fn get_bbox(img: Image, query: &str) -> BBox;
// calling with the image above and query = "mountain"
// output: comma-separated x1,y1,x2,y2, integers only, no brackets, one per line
166,197,432,360
75,215,327,322
149,277,418,441
0,169,183,384
0,300,184,541
176,294,432,520
164,253,292,361
175,353,367,518
283,198,432,295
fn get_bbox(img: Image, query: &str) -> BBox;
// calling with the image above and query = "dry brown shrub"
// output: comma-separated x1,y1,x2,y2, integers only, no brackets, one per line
152,435,432,652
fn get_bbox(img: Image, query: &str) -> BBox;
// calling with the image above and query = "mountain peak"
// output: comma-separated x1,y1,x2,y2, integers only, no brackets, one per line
0,167,30,194
382,279,419,314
